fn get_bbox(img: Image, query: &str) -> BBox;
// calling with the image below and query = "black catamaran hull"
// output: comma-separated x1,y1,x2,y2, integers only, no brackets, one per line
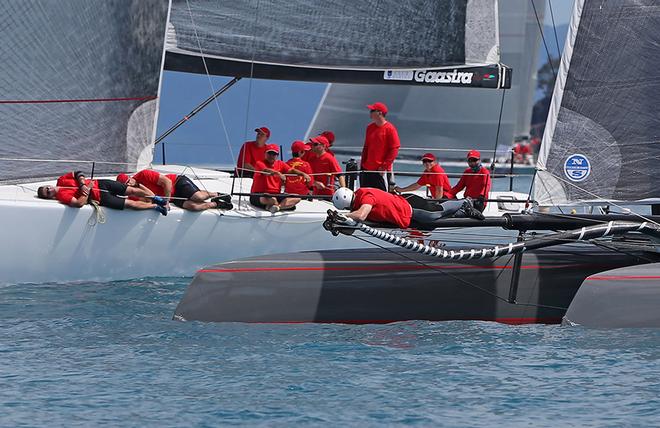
174,247,659,324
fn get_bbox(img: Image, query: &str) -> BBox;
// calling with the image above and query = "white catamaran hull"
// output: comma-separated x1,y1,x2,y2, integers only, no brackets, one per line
0,166,526,285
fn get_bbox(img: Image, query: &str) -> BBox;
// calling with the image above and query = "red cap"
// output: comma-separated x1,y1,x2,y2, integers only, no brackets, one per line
421,153,435,162
291,140,308,153
321,130,335,144
310,135,329,148
116,173,130,184
265,144,280,154
367,102,388,115
255,127,271,138
467,149,481,160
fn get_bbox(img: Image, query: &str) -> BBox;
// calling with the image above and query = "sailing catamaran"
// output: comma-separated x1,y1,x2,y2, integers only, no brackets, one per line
175,0,660,327
0,0,522,285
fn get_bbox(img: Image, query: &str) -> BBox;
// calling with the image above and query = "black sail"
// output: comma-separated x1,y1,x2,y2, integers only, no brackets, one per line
0,0,169,183
165,0,509,89
535,0,660,205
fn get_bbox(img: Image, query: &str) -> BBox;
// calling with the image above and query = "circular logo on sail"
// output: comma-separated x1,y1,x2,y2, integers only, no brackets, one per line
564,154,591,182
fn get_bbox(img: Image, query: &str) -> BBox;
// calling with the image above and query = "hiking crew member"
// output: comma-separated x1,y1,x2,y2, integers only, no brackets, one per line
394,153,453,199
251,144,311,213
284,141,314,206
360,102,400,191
37,171,167,215
307,135,345,196
332,187,484,229
451,150,491,212
236,127,270,177
117,169,231,211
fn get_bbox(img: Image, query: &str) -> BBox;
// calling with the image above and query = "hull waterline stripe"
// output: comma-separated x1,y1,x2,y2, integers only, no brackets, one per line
0,96,157,104
586,275,660,281
199,263,604,274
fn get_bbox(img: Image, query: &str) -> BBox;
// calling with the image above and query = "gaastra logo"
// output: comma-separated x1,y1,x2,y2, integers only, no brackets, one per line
414,69,473,85
564,154,591,182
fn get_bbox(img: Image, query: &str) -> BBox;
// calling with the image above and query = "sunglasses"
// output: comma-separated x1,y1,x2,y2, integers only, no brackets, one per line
266,151,278,155
468,158,480,162
422,159,433,163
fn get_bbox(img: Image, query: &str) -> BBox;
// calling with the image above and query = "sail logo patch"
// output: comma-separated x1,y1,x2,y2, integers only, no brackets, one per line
564,154,591,181
383,69,473,85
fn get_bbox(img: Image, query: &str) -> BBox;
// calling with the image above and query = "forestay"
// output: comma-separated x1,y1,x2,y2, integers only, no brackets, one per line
165,0,509,88
535,0,660,206
0,0,169,183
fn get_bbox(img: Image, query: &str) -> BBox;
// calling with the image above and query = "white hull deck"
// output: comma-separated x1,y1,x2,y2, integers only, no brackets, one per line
0,165,526,285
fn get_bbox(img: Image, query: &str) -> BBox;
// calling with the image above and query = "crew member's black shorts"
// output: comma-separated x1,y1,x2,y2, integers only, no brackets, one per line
97,179,127,210
171,175,201,208
359,171,387,191
250,194,286,209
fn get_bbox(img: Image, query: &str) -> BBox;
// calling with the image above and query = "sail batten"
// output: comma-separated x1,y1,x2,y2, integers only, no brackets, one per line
535,0,660,206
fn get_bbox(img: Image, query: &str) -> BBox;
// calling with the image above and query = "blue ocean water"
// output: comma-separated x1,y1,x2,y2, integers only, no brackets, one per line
1,279,659,427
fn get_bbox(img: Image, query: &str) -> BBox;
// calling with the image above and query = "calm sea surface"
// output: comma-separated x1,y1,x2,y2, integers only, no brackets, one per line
1,279,659,427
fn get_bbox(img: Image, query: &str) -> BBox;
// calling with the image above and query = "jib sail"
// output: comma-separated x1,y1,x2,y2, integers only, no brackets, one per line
535,0,660,206
0,0,169,183
165,0,509,89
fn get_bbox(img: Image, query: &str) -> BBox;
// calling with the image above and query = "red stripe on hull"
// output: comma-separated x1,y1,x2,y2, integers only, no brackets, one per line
587,275,660,281
198,264,582,274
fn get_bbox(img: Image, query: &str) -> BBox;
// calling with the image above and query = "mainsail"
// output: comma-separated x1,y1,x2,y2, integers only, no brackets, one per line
535,0,660,206
165,0,508,89
0,0,169,183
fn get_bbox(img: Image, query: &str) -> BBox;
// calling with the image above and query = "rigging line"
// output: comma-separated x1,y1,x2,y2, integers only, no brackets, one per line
351,234,567,312
490,88,507,171
547,0,562,57
530,0,556,79
542,169,660,227
183,0,236,165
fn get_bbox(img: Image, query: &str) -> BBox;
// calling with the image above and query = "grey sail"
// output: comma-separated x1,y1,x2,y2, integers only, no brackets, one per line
535,0,660,206
165,0,509,88
0,0,169,183
305,0,544,160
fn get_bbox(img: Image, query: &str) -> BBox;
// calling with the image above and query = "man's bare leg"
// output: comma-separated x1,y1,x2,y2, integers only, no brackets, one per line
279,197,300,210
190,190,219,202
181,200,218,211
259,196,278,210
125,200,157,210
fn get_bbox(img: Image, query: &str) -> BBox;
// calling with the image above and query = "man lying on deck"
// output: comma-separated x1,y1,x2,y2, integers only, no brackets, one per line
116,169,231,211
331,187,484,229
37,171,167,215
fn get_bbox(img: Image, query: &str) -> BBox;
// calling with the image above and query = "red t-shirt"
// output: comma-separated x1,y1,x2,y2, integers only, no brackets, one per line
361,121,400,171
237,141,268,170
451,166,491,206
285,158,313,195
353,188,412,229
417,164,453,199
308,151,343,196
132,169,178,196
251,160,291,194
56,172,100,205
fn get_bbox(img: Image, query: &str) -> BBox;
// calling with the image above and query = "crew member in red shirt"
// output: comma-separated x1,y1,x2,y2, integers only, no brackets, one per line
307,135,345,196
236,126,270,178
284,141,314,207
451,150,491,211
117,169,231,211
394,153,453,199
37,171,167,215
360,102,400,191
251,144,311,213
321,130,336,156
331,187,483,229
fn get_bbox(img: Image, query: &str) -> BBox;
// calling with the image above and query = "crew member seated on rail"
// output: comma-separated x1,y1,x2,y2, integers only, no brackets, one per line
37,171,167,215
250,144,311,213
393,153,453,199
236,126,270,178
307,135,346,196
332,187,484,230
284,141,315,206
116,169,231,211
450,150,491,212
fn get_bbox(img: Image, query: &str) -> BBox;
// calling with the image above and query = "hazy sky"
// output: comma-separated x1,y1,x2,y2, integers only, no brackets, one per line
154,0,575,167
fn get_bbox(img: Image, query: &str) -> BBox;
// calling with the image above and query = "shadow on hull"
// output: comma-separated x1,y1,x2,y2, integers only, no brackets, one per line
174,246,659,324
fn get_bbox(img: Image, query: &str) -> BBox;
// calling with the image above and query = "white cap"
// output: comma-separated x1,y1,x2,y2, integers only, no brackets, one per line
332,188,354,210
